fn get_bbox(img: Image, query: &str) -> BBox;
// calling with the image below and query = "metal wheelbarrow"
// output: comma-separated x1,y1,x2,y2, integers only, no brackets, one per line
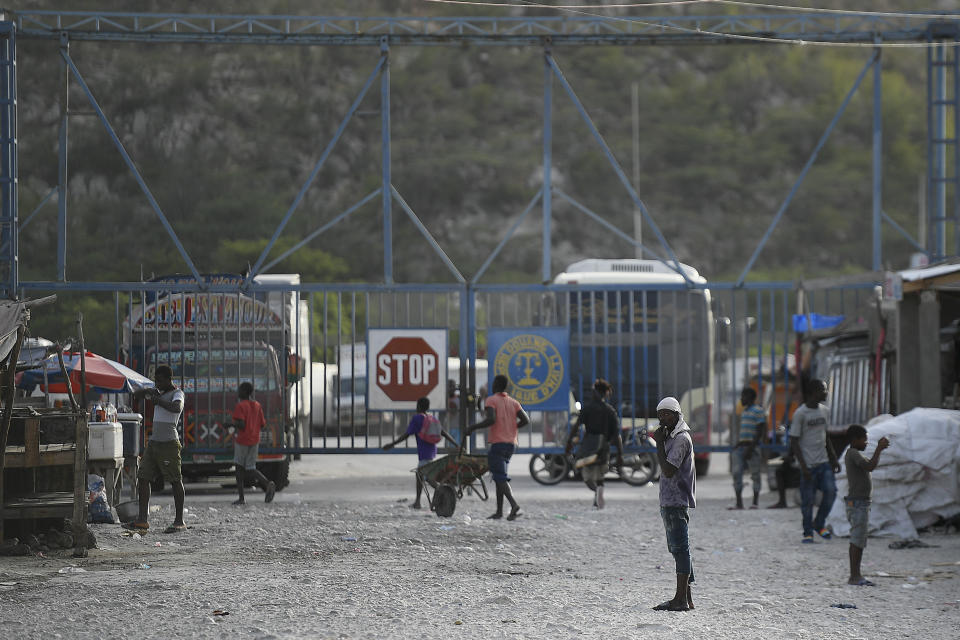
414,452,490,518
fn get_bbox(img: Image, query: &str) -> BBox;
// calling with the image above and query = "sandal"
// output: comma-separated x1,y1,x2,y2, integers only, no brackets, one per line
163,524,188,534
653,600,690,612
122,521,149,532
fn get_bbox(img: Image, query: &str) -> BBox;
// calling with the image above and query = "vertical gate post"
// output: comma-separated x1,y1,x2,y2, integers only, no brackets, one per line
459,283,471,447
466,284,478,413
927,33,953,261
542,47,553,284
872,45,882,271
0,16,16,298
380,37,393,284
57,34,69,282
936,41,946,260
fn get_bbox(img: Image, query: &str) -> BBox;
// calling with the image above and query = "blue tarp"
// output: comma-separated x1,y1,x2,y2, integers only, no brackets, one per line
792,313,844,333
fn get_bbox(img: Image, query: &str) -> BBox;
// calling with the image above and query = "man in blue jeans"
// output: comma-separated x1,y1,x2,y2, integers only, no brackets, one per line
652,396,696,612
790,379,840,543
466,375,530,521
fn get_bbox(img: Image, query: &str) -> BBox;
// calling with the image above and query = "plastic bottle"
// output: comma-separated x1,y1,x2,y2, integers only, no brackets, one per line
93,402,104,422
105,402,117,423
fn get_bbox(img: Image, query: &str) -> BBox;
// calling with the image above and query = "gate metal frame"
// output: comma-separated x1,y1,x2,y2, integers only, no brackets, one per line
0,9,947,455
3,9,958,297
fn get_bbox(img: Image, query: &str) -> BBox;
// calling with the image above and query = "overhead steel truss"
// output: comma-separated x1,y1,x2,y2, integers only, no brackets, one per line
9,10,955,46
2,9,959,299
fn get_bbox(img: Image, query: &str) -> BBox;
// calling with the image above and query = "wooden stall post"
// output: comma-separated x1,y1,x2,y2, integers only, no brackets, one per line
0,325,25,542
72,312,90,557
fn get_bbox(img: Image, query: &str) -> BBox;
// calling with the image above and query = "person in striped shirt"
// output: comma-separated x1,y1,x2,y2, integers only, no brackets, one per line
730,387,766,510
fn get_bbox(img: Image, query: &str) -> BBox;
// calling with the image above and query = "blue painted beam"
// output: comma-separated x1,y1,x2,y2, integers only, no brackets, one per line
553,189,669,266
18,280,466,293
18,277,876,294
19,186,55,231
381,39,392,285
219,443,792,456
737,51,878,287
13,11,947,45
60,51,203,284
542,49,553,284
390,186,465,284
245,55,386,285
931,43,948,260
546,53,690,286
872,47,883,271
881,210,926,253
57,35,67,282
0,22,15,297
471,190,542,285
260,189,382,274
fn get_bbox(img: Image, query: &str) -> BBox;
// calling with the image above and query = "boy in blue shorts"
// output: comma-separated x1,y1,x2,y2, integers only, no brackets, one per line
383,397,458,509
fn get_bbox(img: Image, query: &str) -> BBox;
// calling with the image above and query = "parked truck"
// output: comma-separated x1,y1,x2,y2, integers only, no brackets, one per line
123,274,310,489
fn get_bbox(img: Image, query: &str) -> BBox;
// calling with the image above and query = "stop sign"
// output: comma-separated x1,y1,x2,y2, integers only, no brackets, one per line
376,337,439,401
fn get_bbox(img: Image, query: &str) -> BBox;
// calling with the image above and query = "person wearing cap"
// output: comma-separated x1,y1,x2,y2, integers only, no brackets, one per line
651,396,696,612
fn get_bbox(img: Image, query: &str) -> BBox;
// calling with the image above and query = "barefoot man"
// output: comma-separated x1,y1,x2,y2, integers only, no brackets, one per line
652,396,696,612
466,374,529,521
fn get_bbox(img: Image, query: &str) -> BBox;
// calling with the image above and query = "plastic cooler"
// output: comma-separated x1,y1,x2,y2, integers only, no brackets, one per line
88,422,123,459
117,412,143,457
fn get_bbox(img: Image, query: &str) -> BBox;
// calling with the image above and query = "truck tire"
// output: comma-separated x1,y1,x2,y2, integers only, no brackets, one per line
260,459,290,491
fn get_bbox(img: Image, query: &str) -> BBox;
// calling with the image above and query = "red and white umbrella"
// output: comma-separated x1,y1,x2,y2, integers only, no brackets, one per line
18,351,155,394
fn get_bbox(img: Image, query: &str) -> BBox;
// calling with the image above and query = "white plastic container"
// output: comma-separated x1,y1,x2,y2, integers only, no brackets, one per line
88,421,123,459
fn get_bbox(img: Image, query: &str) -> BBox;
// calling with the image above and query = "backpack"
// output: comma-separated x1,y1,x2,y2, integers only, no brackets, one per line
418,413,443,444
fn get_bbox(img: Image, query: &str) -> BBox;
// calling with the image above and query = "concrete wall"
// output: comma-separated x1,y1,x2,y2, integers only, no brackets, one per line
895,290,942,412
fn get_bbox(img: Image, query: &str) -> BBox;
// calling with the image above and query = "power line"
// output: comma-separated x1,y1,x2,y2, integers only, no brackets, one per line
424,0,707,7
422,0,960,47
426,0,960,19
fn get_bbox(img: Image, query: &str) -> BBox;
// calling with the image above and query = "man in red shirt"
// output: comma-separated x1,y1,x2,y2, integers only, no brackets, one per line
230,381,275,505
466,374,529,520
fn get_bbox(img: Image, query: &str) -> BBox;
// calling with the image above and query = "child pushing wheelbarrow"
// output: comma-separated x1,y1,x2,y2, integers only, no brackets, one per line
415,451,490,518
383,397,461,510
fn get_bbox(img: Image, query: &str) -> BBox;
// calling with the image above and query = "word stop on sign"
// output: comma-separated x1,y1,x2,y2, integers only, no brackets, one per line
367,329,447,409
376,353,437,385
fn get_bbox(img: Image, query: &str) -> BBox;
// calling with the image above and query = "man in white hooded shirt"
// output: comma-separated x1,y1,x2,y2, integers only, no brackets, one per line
652,396,696,612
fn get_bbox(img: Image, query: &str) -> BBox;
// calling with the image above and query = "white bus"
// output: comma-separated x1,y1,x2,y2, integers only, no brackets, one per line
554,258,715,476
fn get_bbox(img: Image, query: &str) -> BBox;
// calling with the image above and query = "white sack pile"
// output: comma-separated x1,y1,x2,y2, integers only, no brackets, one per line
826,408,960,540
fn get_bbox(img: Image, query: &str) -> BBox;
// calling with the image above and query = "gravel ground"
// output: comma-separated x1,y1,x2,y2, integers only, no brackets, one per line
1,454,958,639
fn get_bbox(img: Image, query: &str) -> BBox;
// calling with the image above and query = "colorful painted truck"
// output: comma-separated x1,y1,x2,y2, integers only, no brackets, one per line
123,274,310,489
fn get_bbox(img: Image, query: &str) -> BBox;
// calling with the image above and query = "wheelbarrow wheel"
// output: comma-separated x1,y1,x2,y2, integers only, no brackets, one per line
433,484,457,518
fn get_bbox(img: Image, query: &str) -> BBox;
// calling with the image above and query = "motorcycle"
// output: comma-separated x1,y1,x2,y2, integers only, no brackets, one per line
528,424,659,487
